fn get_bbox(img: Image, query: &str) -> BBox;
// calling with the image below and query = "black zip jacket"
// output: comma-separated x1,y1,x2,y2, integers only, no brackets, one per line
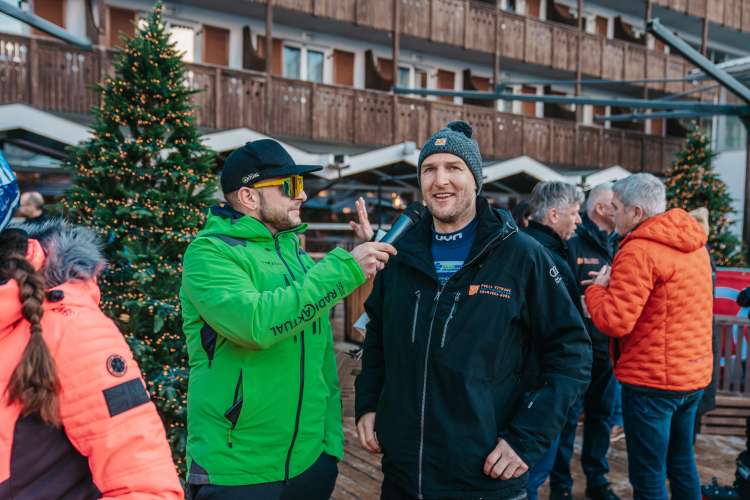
566,214,614,357
523,220,580,313
355,198,591,499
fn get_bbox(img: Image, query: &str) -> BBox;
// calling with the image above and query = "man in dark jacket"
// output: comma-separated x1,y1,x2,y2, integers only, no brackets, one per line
522,181,586,500
355,121,591,500
549,183,620,500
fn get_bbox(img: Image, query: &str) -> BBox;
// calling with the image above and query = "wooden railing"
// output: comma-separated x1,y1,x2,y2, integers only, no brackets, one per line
653,0,750,32
252,0,714,97
715,315,750,395
0,32,685,172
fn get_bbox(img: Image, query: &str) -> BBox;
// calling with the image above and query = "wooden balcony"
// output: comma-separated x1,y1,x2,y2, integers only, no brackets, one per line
0,33,685,173
251,0,712,96
653,0,750,32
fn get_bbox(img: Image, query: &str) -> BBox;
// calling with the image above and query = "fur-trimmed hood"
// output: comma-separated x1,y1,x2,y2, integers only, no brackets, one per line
13,219,105,288
0,219,106,332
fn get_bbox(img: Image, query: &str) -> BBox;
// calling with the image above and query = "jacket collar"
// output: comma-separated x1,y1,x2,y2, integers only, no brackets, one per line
396,197,518,281
204,204,307,243
525,220,567,256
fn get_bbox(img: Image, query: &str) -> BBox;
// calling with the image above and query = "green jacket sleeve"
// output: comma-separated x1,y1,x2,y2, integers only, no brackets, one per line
182,238,366,349
322,331,344,460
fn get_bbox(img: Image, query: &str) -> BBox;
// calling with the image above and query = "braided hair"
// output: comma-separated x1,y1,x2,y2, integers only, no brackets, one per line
1,228,60,426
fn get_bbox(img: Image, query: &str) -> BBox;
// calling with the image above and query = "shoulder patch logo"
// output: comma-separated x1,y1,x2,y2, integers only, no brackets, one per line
106,354,128,377
434,137,447,146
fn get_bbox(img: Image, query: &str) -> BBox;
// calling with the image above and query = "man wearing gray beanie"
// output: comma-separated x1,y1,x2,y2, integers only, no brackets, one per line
356,121,591,499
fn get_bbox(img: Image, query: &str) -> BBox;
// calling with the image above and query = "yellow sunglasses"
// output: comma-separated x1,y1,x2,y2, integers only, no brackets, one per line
251,175,304,198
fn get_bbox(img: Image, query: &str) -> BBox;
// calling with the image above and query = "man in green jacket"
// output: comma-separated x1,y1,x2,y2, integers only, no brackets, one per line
181,139,396,499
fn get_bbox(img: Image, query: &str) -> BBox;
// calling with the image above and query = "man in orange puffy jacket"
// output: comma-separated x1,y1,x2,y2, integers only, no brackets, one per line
584,173,713,500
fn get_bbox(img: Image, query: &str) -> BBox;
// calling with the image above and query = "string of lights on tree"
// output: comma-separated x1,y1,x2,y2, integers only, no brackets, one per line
62,2,216,472
665,127,745,267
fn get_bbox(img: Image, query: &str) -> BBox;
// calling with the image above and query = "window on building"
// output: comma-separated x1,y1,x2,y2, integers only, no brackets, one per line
521,85,537,117
203,25,230,66
109,7,137,48
437,69,455,102
33,0,65,37
169,23,196,62
307,49,324,82
592,105,607,126
526,0,541,18
503,0,518,13
398,66,410,88
283,45,328,83
595,16,608,37
257,36,283,75
415,69,429,89
333,49,354,86
283,45,302,79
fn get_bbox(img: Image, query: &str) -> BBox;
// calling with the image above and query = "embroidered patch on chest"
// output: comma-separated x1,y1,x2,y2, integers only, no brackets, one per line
468,283,512,299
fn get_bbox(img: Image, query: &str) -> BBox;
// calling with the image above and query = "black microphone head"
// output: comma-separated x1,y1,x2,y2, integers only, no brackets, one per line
738,287,750,307
403,201,426,223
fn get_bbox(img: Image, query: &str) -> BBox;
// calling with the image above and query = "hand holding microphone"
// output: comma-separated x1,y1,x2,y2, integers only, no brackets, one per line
350,242,397,280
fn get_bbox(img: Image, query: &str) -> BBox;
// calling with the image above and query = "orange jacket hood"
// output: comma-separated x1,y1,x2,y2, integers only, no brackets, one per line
620,208,707,254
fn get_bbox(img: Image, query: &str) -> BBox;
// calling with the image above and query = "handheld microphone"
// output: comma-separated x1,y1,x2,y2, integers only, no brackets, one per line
379,202,426,245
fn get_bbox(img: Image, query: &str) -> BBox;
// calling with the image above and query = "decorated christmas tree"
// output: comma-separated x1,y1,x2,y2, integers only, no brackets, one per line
665,128,744,266
62,3,216,470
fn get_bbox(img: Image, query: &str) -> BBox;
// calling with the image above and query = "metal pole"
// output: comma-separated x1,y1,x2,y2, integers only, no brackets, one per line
648,18,750,104
394,86,750,113
0,2,92,48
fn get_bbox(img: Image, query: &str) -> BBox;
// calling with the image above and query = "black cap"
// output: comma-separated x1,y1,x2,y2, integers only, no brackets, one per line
221,139,323,193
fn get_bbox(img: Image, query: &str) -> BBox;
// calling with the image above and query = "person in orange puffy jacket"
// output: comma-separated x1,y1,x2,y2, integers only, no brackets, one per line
584,173,713,500
0,162,183,498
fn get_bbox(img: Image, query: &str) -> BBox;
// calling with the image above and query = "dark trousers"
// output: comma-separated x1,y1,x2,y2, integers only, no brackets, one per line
381,476,528,500
190,453,338,500
622,386,703,500
550,353,617,492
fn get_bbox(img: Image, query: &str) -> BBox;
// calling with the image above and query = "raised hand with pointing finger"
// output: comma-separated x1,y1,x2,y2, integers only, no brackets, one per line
349,197,375,243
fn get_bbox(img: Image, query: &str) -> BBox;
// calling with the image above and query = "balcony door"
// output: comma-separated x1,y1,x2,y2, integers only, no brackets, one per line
33,0,65,36
203,25,229,66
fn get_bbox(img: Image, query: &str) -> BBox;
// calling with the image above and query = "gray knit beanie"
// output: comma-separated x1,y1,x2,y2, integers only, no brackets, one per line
418,120,483,194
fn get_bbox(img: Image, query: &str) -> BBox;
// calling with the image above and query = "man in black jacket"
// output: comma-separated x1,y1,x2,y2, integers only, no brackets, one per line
522,181,586,500
549,183,620,500
355,121,591,500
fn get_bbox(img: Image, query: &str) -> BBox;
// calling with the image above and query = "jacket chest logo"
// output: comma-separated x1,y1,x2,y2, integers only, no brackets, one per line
468,283,512,299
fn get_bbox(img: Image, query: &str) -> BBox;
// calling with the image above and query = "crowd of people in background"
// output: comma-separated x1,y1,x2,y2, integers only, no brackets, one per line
0,117,720,500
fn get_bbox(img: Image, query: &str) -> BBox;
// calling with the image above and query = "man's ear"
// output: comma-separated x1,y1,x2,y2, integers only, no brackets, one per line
633,205,644,221
547,207,558,224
